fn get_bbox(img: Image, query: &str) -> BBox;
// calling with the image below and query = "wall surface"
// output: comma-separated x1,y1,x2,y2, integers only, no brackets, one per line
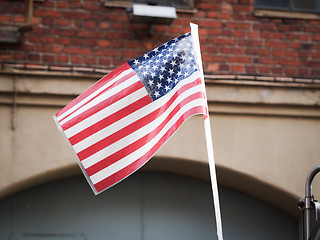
0,70,319,218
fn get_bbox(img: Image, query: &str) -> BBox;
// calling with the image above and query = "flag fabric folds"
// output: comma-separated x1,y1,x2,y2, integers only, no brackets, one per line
54,32,207,195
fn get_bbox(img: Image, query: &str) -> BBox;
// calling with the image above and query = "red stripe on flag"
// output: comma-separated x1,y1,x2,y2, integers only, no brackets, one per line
77,78,203,160
85,91,204,176
93,106,205,193
61,77,143,131
56,63,132,119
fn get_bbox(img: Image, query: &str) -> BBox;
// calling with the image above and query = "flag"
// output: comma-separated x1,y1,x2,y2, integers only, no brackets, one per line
54,32,207,195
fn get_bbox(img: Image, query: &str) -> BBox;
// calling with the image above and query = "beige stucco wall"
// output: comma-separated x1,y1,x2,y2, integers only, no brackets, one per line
0,70,319,217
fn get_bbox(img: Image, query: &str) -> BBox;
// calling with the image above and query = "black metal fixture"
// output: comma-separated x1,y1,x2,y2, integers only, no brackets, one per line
298,165,320,240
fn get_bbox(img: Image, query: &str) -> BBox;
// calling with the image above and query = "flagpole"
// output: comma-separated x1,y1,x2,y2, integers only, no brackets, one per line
190,22,224,240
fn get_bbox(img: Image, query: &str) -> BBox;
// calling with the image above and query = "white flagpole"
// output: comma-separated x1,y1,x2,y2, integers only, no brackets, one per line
190,22,224,240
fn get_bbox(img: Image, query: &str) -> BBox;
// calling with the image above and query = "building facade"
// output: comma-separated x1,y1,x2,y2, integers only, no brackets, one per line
1,0,320,239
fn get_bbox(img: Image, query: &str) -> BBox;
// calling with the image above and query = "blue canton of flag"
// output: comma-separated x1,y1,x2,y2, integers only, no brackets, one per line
128,33,199,101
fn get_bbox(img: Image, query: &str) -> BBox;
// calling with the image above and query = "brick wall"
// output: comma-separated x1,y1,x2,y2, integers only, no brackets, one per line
0,0,320,79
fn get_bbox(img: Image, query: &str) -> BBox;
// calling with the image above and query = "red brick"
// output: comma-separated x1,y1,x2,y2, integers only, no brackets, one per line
99,40,111,47
32,17,41,25
286,50,298,58
311,35,320,41
34,9,61,18
207,63,218,72
69,2,82,8
99,22,111,29
213,38,235,45
228,56,251,63
234,30,245,38
305,26,320,33
208,29,220,36
247,31,259,38
85,21,97,29
0,52,12,60
85,39,98,47
272,49,284,57
56,1,69,8
284,68,297,76
258,66,270,74
65,47,91,55
219,64,230,71
71,56,82,64
239,0,253,3
219,13,232,19
273,33,283,39
42,18,54,26
306,61,320,67
197,3,219,10
56,55,69,63
207,12,219,18
63,11,91,20
28,35,41,43
28,54,40,61
0,15,10,22
14,52,27,60
253,23,277,31
43,55,55,63
203,55,226,62
233,5,253,12
233,14,246,20
245,66,257,74
232,65,245,73
226,22,251,29
13,16,25,23
71,38,84,46
32,27,46,34
221,30,232,37
114,23,125,30
278,25,303,32
168,27,182,34
298,34,310,41
77,30,104,38
93,49,119,57
56,19,69,27
239,39,263,47
271,67,283,74
153,25,167,33
84,3,98,10
199,20,222,28
84,57,97,65
57,37,70,45
265,41,287,48
312,52,320,59
99,58,111,66
221,3,232,12
127,41,140,48
42,1,54,7
280,59,302,67
258,57,278,65
51,28,76,36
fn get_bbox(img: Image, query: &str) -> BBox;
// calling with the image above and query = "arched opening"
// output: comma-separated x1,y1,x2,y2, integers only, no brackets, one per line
0,171,298,240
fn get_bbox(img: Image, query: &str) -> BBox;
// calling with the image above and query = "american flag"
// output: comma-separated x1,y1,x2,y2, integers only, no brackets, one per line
54,32,207,194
